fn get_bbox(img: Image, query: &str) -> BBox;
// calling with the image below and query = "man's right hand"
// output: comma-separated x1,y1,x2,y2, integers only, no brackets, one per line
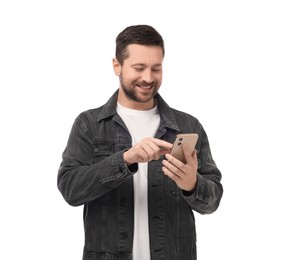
123,137,173,165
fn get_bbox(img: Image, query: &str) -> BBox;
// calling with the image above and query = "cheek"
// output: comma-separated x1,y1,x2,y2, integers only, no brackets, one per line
154,72,162,82
155,76,162,86
122,68,140,81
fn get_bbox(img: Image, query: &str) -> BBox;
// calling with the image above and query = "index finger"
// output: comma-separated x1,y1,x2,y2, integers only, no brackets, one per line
152,138,173,149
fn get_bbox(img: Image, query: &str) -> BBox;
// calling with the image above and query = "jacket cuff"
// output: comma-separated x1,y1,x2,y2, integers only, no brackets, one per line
112,150,138,178
181,173,208,203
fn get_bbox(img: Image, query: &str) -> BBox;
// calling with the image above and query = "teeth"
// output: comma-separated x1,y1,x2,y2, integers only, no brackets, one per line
136,84,152,89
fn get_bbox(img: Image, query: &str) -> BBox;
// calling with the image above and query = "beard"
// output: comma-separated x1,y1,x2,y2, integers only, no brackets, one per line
119,75,159,103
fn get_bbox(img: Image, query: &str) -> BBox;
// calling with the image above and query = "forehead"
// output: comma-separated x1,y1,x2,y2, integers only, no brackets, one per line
125,44,163,65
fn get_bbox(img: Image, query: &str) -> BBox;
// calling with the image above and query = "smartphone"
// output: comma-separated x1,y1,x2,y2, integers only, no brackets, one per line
170,133,199,163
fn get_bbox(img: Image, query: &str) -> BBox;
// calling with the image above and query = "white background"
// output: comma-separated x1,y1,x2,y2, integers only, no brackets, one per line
1,1,287,259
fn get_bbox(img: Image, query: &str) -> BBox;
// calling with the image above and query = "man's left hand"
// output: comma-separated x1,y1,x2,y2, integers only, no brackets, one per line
162,144,198,192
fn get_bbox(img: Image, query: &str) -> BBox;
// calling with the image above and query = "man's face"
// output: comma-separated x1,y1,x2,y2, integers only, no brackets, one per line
115,44,163,109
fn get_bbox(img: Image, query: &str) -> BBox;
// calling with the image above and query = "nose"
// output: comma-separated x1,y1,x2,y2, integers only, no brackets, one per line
142,69,153,83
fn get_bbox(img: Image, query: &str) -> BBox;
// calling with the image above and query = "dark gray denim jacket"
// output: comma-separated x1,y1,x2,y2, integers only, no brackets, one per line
57,90,223,260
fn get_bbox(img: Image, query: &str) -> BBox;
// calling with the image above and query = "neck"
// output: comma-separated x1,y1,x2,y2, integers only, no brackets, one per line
117,90,156,110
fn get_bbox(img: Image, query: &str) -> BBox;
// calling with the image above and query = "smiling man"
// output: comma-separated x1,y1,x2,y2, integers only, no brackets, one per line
58,24,223,260
114,43,162,110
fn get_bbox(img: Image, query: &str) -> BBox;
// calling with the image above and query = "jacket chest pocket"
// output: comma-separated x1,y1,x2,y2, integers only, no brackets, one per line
92,137,114,162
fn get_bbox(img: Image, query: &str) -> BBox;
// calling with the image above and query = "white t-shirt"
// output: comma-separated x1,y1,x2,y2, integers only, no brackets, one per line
117,102,160,260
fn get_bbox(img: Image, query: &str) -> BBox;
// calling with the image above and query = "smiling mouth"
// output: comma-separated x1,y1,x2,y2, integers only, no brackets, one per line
139,85,152,89
136,83,153,89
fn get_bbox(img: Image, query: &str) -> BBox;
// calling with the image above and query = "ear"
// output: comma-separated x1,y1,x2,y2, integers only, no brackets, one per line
112,58,121,76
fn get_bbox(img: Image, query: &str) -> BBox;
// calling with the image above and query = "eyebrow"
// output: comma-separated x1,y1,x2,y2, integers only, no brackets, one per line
131,63,162,67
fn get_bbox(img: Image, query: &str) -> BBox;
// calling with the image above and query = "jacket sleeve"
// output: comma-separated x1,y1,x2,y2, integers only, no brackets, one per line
182,124,223,214
57,114,137,207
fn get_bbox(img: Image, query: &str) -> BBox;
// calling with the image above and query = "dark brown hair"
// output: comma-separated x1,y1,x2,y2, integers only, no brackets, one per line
115,25,165,65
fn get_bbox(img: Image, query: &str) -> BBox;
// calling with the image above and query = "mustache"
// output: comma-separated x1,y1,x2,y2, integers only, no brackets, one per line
136,81,157,87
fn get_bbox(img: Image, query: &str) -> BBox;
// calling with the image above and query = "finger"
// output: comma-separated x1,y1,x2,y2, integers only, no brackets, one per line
151,138,173,150
162,165,181,181
162,159,181,177
182,143,194,164
192,149,197,159
192,149,198,165
146,139,172,159
135,148,150,162
139,142,158,161
162,158,187,180
141,140,167,161
165,153,185,169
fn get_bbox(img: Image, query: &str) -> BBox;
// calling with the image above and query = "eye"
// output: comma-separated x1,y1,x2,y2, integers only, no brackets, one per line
134,67,144,71
152,66,162,72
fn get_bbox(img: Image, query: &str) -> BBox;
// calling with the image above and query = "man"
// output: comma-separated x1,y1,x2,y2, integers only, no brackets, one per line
58,24,223,260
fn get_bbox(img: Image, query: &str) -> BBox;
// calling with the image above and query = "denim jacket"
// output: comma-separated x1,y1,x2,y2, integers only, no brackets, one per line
57,90,223,260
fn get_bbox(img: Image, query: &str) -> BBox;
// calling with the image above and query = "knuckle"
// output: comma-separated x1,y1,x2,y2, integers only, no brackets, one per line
174,169,180,176
179,164,186,171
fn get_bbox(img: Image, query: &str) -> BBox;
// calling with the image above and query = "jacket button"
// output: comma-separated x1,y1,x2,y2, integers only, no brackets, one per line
120,232,128,239
120,198,127,203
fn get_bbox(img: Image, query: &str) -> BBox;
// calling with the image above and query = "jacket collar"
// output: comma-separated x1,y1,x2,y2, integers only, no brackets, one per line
97,90,180,132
